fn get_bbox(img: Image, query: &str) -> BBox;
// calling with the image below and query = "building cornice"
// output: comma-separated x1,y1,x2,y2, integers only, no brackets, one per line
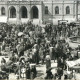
0,1,43,5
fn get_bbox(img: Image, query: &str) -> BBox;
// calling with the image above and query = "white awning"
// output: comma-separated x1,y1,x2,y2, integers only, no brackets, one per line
66,59,80,67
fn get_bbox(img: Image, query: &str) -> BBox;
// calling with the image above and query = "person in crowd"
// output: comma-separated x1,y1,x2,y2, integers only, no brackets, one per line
0,21,75,79
52,47,56,62
25,61,31,79
1,58,6,63
30,65,37,79
57,56,65,69
45,52,51,70
45,67,53,79
57,68,63,79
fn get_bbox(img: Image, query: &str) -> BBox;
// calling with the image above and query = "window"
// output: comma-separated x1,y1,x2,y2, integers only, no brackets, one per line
21,6,27,18
45,6,48,14
66,6,70,14
10,6,16,18
1,7,5,15
55,6,59,14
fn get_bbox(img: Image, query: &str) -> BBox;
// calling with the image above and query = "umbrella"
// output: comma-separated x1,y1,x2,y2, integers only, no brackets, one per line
18,32,24,36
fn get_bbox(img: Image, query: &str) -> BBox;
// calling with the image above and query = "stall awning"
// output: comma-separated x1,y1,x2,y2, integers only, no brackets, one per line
66,59,80,67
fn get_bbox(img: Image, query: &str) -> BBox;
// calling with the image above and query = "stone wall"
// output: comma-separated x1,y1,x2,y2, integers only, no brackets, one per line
0,0,79,25
43,1,77,25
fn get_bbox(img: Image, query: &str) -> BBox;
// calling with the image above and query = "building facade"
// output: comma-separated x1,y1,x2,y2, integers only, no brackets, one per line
0,0,80,25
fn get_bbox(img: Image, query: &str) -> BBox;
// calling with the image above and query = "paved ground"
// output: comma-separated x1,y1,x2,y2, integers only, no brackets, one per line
0,57,57,80
7,60,80,80
8,60,57,80
0,56,80,80
36,60,57,79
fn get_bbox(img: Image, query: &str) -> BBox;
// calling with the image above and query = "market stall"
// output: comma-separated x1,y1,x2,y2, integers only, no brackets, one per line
63,59,80,79
66,59,80,72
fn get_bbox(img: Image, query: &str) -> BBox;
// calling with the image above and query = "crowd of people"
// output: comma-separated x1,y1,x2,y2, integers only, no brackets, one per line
0,21,78,79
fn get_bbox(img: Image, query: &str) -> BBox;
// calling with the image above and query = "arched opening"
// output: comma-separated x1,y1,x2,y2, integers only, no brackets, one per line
45,6,48,14
55,6,59,14
20,6,27,18
1,7,5,15
66,6,70,14
10,6,16,18
31,6,38,19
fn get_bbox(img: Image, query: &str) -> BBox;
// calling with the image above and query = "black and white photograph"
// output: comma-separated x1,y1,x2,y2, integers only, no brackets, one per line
0,0,80,80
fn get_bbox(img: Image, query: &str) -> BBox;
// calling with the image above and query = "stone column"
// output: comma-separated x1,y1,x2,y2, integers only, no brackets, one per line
39,3,43,24
0,7,1,16
28,7,31,20
62,1,64,20
16,5,20,24
28,1,31,20
6,4,9,23
76,1,78,21
52,0,53,18
73,1,75,18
